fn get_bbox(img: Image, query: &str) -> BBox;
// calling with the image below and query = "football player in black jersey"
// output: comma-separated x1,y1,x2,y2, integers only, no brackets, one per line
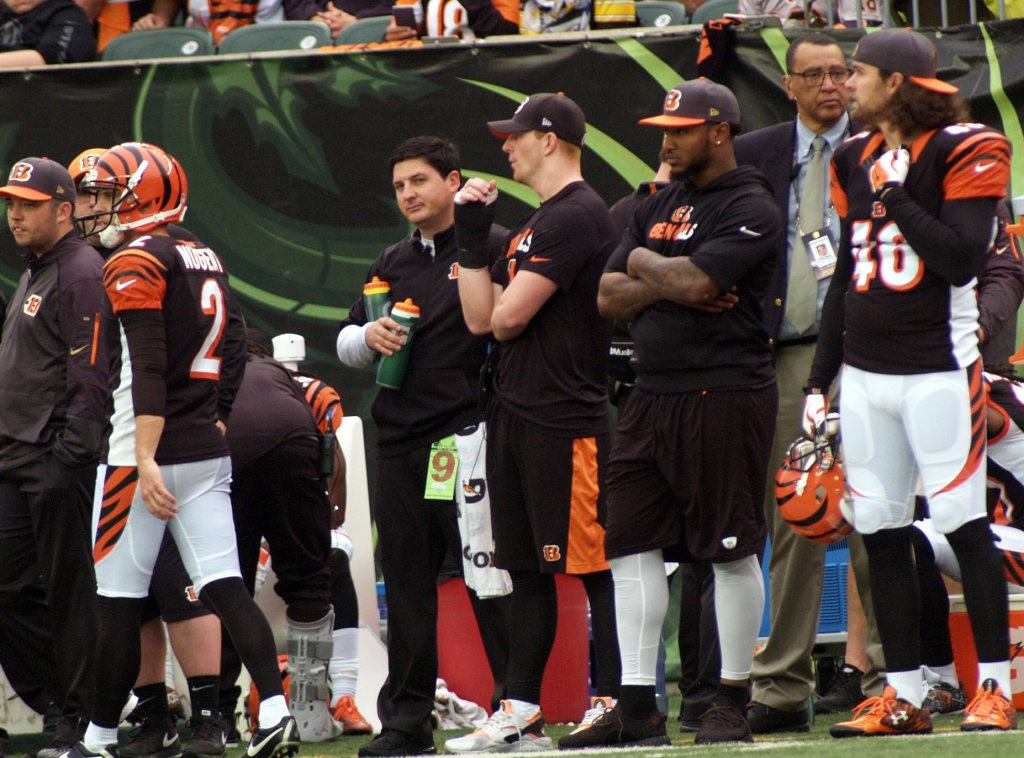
804,28,1016,735
69,142,301,758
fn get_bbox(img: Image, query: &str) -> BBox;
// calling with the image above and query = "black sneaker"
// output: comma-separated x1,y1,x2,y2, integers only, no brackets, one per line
357,730,437,757
183,717,226,758
923,682,969,715
747,701,809,734
815,665,866,714
120,718,182,758
32,741,76,758
222,716,240,749
694,698,753,745
244,716,299,758
66,743,118,758
558,706,670,750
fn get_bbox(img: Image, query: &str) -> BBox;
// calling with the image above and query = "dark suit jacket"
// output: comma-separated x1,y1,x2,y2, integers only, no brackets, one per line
735,118,859,342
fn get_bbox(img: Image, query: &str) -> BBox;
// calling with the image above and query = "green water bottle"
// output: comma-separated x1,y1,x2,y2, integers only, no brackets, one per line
376,298,420,390
363,276,392,322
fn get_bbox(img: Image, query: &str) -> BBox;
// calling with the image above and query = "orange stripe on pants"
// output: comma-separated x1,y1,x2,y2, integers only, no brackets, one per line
566,437,610,575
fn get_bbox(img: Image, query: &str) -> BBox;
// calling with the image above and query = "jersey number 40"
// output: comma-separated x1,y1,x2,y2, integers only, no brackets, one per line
851,220,924,292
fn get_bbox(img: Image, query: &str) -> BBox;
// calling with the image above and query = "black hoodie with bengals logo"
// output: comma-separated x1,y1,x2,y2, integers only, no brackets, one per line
606,165,783,394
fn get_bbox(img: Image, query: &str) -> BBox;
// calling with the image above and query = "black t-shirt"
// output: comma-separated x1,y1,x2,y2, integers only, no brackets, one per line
606,166,782,393
490,181,616,438
0,0,95,64
226,354,320,471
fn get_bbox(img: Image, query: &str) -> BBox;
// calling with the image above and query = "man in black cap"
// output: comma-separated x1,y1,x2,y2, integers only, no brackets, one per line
0,158,109,758
805,27,1017,736
451,93,622,752
566,79,782,747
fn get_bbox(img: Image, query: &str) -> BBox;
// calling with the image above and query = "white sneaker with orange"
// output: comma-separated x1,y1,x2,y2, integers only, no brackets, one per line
567,697,615,736
444,701,552,753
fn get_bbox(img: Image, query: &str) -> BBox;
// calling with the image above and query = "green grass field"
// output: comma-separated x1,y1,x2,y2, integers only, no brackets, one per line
8,703,1024,758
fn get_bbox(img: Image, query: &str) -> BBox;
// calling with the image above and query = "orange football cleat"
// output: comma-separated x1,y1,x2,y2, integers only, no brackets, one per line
961,679,1018,732
332,695,373,735
830,686,932,738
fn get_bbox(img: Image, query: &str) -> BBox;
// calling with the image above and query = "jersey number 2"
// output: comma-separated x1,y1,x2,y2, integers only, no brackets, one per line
190,278,225,380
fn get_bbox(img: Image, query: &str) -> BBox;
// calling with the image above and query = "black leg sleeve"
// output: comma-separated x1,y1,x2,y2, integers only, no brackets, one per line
862,526,920,672
329,549,360,630
201,577,283,700
93,596,146,728
467,587,511,713
505,571,557,706
945,518,1010,663
581,570,621,699
911,525,954,668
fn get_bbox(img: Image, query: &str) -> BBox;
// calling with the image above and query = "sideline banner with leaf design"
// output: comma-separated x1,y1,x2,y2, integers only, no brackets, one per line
1,21,1023,449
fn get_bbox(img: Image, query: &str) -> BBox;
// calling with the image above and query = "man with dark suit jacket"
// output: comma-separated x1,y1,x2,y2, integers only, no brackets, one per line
734,32,869,733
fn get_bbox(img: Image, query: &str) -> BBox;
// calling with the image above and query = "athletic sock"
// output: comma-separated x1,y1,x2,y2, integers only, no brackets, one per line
931,663,959,688
581,570,621,699
887,669,924,709
617,685,657,720
258,695,289,726
610,551,668,688
977,661,1013,700
712,555,764,681
132,682,170,722
911,525,955,670
187,675,221,720
94,596,147,728
945,519,1011,663
863,527,921,673
506,698,540,721
83,723,120,752
329,628,359,706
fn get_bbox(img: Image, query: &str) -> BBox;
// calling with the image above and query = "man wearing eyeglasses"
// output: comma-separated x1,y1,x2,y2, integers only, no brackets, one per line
733,32,860,735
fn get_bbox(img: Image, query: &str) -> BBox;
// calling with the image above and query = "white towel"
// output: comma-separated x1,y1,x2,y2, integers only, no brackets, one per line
455,424,512,599
433,678,488,730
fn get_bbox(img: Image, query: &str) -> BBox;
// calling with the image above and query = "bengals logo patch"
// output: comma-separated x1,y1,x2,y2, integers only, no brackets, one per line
9,162,33,182
185,586,199,602
543,545,561,562
23,294,42,316
872,201,886,218
664,90,681,112
671,205,693,223
448,262,460,280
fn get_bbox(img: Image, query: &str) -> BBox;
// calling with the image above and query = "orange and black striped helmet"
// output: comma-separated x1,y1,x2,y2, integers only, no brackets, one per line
775,436,852,545
82,142,188,237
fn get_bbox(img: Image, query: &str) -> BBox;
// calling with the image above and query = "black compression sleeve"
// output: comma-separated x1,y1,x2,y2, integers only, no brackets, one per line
881,189,997,286
807,218,851,392
121,309,167,417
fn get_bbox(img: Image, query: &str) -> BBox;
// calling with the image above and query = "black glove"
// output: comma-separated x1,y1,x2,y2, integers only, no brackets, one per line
455,200,496,271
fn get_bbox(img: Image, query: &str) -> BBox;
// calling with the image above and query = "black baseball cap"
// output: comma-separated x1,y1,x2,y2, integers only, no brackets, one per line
0,158,74,202
853,28,958,95
488,92,587,148
639,79,741,129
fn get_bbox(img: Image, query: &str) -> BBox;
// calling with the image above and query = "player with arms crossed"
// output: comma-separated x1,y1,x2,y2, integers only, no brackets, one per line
804,29,1016,735
68,143,301,758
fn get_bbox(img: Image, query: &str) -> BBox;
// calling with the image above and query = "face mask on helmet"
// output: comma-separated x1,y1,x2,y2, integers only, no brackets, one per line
775,432,852,544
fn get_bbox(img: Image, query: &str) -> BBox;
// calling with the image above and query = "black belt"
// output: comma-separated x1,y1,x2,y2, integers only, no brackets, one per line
775,334,818,349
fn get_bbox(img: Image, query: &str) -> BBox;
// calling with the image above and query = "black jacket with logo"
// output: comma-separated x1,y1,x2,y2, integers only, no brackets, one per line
0,231,113,468
606,166,783,393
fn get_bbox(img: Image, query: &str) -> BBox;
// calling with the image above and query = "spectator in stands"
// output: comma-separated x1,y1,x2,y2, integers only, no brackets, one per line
738,0,883,26
72,0,180,56
0,0,95,66
284,0,391,35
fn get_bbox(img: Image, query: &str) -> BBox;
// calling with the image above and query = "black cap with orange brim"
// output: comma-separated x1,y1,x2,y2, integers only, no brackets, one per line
639,79,742,130
0,158,75,202
853,28,958,95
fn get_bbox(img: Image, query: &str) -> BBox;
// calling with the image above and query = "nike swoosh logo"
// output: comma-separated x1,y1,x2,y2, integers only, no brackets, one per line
163,735,177,748
69,345,90,355
996,245,1009,255
116,279,137,290
975,162,995,173
738,226,762,237
247,727,283,756
529,255,551,263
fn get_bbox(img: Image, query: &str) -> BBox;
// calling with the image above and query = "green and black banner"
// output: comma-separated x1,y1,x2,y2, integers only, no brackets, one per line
2,20,1024,444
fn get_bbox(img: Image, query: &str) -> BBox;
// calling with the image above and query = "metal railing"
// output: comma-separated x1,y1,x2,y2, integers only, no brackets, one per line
813,0,1011,28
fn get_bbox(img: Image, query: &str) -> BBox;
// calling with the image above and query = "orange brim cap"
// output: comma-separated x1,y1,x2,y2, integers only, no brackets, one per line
0,185,53,201
908,76,959,95
638,115,707,127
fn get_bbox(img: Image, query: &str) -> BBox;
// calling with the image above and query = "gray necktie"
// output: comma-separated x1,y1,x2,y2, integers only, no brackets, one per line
787,135,826,335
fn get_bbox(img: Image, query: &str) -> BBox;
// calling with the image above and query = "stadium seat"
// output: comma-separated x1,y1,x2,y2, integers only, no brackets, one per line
101,28,215,61
689,0,738,24
218,21,332,54
636,1,688,26
334,15,392,44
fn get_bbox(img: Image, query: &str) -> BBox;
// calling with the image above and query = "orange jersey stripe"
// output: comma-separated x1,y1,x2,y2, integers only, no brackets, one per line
565,437,609,575
944,133,1011,200
936,361,986,495
104,251,167,312
94,466,139,564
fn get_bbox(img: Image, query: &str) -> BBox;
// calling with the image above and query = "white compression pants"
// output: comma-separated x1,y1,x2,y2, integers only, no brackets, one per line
915,518,1024,595
92,456,242,598
840,364,987,535
612,551,765,683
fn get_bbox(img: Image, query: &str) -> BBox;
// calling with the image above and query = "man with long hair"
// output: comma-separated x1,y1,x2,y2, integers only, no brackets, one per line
805,28,1017,736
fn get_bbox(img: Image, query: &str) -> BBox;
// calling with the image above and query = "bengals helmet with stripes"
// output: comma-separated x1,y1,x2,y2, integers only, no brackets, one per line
80,142,188,249
775,434,852,544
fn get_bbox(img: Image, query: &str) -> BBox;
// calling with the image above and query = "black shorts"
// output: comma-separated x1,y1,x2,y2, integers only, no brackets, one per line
140,531,212,624
604,384,777,563
487,402,609,575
